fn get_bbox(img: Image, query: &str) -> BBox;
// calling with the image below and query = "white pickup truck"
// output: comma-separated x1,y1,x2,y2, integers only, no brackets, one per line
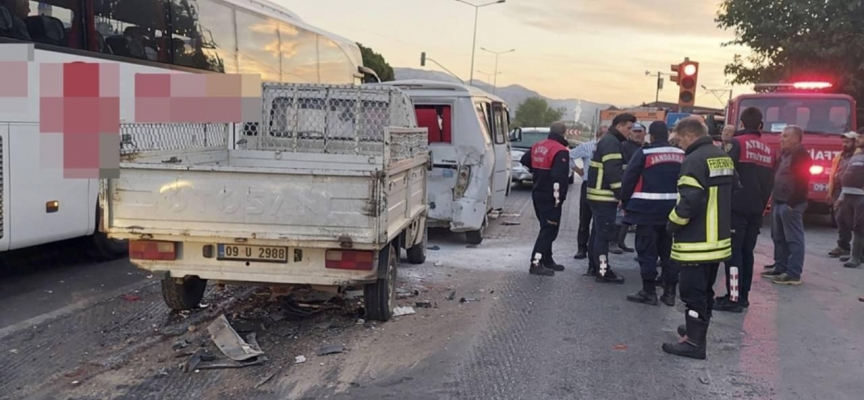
101,83,429,321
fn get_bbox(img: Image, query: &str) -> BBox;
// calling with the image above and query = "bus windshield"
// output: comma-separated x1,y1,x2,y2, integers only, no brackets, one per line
738,97,853,134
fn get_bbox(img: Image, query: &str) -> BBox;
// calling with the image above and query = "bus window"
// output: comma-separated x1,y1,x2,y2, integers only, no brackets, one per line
168,0,237,73
235,9,280,83
23,0,82,48
318,35,353,85
279,22,318,83
415,105,452,143
92,0,169,62
492,104,507,144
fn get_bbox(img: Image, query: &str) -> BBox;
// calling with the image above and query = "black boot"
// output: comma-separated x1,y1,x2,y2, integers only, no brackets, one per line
626,280,658,305
595,268,625,284
529,265,555,276
659,283,676,307
543,259,565,272
663,316,708,360
574,247,588,260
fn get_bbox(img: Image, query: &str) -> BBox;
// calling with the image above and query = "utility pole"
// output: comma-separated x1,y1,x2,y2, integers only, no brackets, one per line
701,85,734,107
455,0,506,86
645,71,666,105
480,47,514,93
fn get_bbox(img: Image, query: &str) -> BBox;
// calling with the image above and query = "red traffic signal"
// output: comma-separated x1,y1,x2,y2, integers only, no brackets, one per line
677,58,699,108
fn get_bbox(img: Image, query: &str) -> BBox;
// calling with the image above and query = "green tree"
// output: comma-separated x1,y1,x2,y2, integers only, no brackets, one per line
357,43,395,82
716,0,864,122
513,97,566,128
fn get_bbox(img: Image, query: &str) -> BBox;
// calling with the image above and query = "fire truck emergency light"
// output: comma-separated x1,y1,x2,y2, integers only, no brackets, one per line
792,81,832,90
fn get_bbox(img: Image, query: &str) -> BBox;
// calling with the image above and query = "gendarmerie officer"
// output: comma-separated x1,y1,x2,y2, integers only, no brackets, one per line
662,117,738,360
520,122,571,276
620,121,684,306
715,107,774,313
585,113,636,283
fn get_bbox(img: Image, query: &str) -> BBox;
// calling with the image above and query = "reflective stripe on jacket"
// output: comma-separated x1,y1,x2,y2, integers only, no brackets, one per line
585,128,627,203
668,136,737,264
621,142,684,226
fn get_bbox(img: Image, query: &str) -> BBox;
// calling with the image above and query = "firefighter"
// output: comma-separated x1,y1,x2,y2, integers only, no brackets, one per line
612,122,645,254
714,107,775,313
520,122,572,276
662,117,737,360
584,113,636,283
620,121,683,306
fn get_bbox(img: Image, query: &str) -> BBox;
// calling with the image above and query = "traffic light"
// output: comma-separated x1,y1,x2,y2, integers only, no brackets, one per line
677,58,699,109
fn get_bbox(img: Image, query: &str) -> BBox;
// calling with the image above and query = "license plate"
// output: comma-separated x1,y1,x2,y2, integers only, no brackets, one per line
217,244,288,263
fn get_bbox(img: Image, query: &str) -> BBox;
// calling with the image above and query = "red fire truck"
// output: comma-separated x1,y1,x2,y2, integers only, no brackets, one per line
725,82,858,214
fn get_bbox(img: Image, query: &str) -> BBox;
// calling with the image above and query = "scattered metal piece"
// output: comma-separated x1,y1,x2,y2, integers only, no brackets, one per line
393,306,415,316
317,345,345,356
459,297,480,303
502,220,521,226
446,291,456,301
172,339,191,350
207,314,265,362
415,301,433,308
183,349,206,373
196,356,269,370
396,288,416,299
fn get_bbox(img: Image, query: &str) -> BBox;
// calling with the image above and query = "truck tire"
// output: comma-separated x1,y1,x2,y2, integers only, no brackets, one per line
364,244,397,322
89,205,128,261
161,275,207,311
466,216,487,245
407,227,427,264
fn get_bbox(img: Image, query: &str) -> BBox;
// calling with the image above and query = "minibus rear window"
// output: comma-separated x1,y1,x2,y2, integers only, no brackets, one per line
415,105,452,143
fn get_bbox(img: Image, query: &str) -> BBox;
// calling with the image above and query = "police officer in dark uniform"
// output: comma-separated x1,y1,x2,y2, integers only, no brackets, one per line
715,107,774,313
662,117,737,360
612,122,645,254
585,113,636,283
520,122,572,276
620,121,684,306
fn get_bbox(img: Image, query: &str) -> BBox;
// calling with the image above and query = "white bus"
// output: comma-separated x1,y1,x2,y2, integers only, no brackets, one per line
0,0,376,259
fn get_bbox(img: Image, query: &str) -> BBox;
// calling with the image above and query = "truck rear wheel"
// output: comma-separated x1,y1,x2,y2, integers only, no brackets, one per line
465,216,487,245
161,275,207,311
406,228,427,264
364,244,397,322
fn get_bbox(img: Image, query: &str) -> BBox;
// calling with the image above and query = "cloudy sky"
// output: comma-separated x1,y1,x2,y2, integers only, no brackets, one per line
278,0,753,107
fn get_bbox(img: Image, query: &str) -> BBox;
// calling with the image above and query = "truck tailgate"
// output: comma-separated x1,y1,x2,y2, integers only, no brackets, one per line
104,165,382,245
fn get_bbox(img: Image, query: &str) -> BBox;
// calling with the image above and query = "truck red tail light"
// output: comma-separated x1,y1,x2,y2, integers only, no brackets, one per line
129,240,177,260
325,250,374,270
810,165,825,175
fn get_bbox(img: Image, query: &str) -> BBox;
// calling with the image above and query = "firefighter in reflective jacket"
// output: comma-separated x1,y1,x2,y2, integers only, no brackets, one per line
620,121,683,307
585,113,636,284
520,122,571,276
662,117,737,361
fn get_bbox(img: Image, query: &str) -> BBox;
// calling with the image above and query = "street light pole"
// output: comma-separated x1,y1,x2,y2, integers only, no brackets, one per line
456,0,506,86
481,47,514,93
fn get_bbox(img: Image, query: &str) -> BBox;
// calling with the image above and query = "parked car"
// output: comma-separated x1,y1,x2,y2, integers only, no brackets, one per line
510,127,575,186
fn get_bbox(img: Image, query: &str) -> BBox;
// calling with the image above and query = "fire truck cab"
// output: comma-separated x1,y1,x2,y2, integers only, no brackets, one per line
725,82,857,214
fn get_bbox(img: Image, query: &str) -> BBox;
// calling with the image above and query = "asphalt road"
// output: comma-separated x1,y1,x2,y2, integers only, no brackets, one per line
1,181,862,400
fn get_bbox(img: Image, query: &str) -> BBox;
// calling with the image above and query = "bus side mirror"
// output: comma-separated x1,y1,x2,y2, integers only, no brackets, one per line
509,128,523,142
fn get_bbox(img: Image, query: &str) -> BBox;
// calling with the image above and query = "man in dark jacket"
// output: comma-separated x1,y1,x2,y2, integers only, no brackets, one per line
520,122,572,276
662,117,737,360
714,107,775,313
834,132,864,268
584,113,636,283
761,125,812,286
620,121,683,306
612,122,645,254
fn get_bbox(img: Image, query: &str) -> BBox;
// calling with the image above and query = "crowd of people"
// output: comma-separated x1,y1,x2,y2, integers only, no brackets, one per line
520,108,862,360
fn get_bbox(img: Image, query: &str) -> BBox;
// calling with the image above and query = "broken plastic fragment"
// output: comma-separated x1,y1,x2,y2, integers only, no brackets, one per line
295,355,307,364
392,307,415,316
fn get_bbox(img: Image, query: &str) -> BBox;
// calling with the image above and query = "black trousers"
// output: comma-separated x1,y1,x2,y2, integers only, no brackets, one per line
577,183,593,250
588,201,617,270
680,263,720,322
724,212,762,303
531,193,562,266
635,224,678,284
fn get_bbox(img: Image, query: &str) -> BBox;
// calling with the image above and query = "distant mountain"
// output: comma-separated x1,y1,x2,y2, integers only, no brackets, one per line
393,68,614,126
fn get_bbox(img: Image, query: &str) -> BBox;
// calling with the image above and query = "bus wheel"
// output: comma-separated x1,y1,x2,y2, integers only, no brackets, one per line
364,243,397,322
162,275,207,311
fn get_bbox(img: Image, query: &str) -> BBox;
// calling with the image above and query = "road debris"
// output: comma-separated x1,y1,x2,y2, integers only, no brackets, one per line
396,288,419,299
434,261,444,267
428,245,441,251
859,296,864,302
415,301,435,308
207,314,265,361
612,345,628,351
502,220,521,226
446,291,456,301
121,294,141,302
172,339,191,350
183,349,209,373
317,345,345,356
256,367,282,388
196,356,269,370
295,355,307,364
459,297,480,303
393,306,416,316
